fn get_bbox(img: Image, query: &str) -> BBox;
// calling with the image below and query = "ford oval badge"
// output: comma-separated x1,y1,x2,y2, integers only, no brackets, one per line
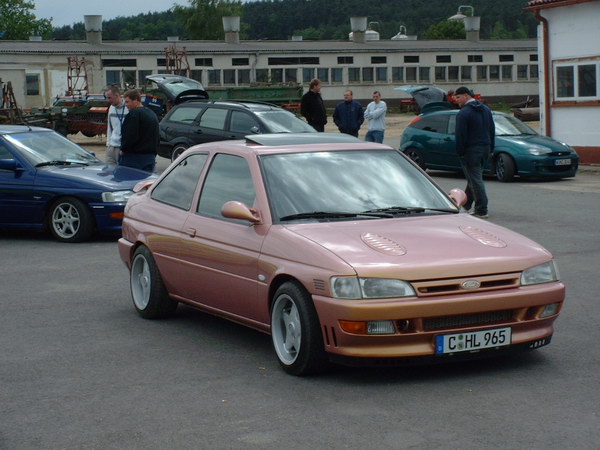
461,280,481,290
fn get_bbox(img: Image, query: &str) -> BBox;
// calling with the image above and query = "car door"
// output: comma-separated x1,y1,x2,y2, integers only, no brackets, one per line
434,113,461,170
419,113,455,168
178,153,266,321
194,106,229,143
160,104,205,147
224,110,262,139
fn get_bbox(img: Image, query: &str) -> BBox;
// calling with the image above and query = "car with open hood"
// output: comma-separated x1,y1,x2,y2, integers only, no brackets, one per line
118,133,565,375
0,125,156,242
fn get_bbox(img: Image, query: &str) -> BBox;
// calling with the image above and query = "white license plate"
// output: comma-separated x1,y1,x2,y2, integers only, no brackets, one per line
554,159,571,166
435,327,511,354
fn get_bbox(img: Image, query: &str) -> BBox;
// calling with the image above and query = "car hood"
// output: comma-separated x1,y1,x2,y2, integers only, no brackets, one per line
394,85,447,108
497,133,575,153
35,164,156,190
285,214,552,280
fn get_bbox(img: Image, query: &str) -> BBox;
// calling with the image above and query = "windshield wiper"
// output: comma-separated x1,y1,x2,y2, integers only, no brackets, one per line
363,206,457,215
280,211,392,221
35,160,89,167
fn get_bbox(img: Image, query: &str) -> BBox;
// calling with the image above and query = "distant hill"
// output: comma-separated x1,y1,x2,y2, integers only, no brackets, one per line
51,0,537,41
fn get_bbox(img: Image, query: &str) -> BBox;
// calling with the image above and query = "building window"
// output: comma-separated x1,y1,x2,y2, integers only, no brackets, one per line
156,58,166,67
232,57,249,66
489,65,500,81
302,68,315,83
502,65,513,81
404,55,419,63
406,67,417,82
392,67,404,82
208,70,221,85
195,58,213,67
138,70,152,88
271,68,283,83
285,68,297,83
238,69,250,84
461,66,472,81
530,64,539,79
477,66,488,81
499,55,514,62
349,67,360,82
530,54,538,62
555,60,599,100
223,69,236,85
448,66,459,81
371,56,387,64
317,68,329,82
26,74,40,95
468,55,483,63
102,59,137,67
362,67,374,82
517,65,528,80
376,67,387,82
435,66,446,82
256,69,269,83
419,67,430,82
190,70,203,83
436,55,451,63
338,56,354,64
331,68,343,83
268,57,319,65
106,70,120,86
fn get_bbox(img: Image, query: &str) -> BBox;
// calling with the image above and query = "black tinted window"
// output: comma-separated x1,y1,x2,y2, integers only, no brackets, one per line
411,114,449,133
230,111,260,134
167,106,203,124
199,108,228,130
197,154,256,221
151,153,208,210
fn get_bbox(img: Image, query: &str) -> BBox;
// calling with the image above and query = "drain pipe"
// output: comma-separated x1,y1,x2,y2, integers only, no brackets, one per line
534,8,552,137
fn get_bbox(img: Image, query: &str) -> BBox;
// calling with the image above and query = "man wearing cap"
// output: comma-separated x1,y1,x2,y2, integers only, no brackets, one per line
454,86,495,219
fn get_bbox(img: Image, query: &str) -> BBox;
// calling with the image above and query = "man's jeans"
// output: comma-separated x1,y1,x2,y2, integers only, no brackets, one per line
365,130,384,143
460,145,490,215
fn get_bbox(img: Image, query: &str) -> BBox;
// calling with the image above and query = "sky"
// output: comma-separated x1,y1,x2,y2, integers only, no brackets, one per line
33,0,186,27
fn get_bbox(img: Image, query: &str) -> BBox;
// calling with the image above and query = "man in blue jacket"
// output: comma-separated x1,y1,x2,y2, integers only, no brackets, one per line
454,86,495,219
333,90,364,137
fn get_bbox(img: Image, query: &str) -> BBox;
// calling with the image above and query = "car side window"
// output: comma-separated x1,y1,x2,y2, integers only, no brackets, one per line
198,107,228,131
0,142,13,159
167,106,203,124
230,110,260,134
416,115,449,134
447,115,456,135
150,153,209,210
197,154,256,221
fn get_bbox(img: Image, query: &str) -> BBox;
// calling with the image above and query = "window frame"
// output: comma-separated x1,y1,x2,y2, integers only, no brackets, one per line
553,58,600,103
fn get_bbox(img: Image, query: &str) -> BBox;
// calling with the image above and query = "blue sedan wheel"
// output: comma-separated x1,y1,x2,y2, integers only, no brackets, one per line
49,197,94,243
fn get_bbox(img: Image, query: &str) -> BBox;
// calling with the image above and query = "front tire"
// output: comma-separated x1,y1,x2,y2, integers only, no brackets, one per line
404,147,426,170
48,197,94,242
130,246,177,319
271,282,327,376
495,153,516,182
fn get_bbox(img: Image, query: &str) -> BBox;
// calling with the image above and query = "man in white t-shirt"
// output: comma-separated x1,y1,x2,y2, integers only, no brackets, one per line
363,91,387,143
104,86,128,165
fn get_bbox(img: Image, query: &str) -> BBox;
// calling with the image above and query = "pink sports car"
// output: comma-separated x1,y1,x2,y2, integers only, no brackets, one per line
118,134,564,375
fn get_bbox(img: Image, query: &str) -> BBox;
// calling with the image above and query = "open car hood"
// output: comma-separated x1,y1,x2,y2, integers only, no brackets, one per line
146,74,209,103
394,85,448,108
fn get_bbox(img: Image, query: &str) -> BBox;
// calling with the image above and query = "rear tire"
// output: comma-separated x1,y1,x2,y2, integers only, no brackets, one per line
495,153,516,182
404,147,426,170
130,246,177,319
171,144,188,162
271,282,327,376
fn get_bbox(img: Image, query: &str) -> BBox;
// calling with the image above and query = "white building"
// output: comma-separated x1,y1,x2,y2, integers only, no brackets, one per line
526,0,600,164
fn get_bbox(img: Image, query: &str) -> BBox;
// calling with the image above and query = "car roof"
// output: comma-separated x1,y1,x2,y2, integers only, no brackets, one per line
172,100,284,112
420,107,508,117
0,125,53,135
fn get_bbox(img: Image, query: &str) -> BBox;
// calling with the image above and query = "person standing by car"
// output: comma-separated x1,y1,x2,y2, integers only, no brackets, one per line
333,90,364,137
104,86,128,165
120,89,159,172
300,78,327,132
363,91,387,143
454,86,495,219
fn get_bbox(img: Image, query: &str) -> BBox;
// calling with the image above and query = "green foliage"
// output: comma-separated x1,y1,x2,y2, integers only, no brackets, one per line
174,0,243,40
0,0,52,40
423,21,466,40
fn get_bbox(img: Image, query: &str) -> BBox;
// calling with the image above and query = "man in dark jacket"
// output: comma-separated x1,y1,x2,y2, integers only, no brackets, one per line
454,86,495,219
300,78,327,132
120,89,159,172
333,90,364,137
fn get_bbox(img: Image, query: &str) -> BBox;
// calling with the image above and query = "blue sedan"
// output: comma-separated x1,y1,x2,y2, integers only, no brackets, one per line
0,126,156,242
400,108,579,182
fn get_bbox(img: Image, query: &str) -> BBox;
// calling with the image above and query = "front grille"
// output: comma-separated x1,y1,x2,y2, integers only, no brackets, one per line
412,273,520,297
423,310,514,330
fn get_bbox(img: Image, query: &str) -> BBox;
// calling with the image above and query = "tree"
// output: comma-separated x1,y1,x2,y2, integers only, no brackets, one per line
0,0,52,40
174,0,243,40
423,21,466,40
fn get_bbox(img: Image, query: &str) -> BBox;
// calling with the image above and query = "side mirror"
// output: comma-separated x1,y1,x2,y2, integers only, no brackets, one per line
448,188,467,207
249,126,260,134
0,159,24,171
221,201,261,224
133,180,155,193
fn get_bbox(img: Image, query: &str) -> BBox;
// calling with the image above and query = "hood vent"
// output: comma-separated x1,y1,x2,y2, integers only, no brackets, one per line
361,233,407,256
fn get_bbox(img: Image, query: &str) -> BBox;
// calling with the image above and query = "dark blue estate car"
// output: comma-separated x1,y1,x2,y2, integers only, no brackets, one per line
0,126,156,242
400,108,579,182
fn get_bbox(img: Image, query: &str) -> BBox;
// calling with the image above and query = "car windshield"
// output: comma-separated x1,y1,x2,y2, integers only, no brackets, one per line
160,79,205,96
5,131,101,166
255,110,317,133
495,114,538,136
260,149,457,222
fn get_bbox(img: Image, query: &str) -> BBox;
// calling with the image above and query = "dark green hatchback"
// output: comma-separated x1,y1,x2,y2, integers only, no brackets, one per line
400,109,579,182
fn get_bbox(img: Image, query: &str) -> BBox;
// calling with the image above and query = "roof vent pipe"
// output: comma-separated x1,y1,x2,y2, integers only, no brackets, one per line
84,15,102,45
350,17,367,43
223,16,240,44
464,16,481,42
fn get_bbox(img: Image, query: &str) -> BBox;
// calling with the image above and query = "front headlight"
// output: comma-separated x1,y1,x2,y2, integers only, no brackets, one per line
521,261,560,286
527,145,552,156
102,190,134,203
331,277,416,299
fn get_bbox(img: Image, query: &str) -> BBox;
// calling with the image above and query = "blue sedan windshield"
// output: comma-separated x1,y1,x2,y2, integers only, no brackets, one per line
5,131,100,166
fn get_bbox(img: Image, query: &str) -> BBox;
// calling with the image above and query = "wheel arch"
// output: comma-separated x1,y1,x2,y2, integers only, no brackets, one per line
267,274,311,315
45,194,97,230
